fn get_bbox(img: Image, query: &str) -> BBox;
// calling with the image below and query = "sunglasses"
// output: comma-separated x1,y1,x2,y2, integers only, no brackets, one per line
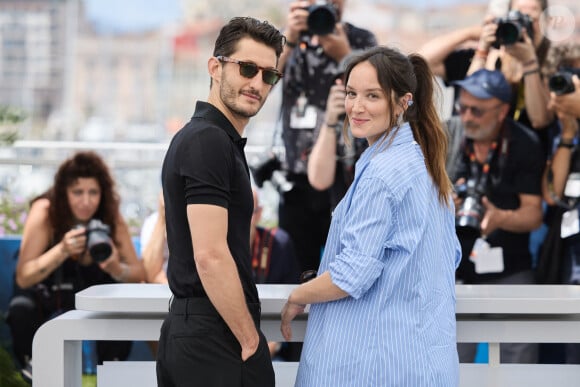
455,102,502,118
216,56,283,86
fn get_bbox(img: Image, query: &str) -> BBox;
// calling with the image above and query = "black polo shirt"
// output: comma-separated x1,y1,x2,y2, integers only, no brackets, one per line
161,101,257,303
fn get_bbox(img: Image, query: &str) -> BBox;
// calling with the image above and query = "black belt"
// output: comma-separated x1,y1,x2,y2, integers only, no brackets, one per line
169,297,261,326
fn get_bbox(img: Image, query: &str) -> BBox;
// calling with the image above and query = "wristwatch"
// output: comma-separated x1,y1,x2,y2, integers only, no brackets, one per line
557,138,575,149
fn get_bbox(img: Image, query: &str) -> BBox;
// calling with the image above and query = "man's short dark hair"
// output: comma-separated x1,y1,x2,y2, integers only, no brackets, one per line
213,17,285,61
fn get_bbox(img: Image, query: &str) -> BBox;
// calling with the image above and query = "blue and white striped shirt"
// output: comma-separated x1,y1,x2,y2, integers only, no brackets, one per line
296,123,461,387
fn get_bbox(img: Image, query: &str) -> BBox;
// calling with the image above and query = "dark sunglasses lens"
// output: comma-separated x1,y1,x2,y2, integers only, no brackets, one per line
456,104,484,118
262,70,281,85
239,63,259,79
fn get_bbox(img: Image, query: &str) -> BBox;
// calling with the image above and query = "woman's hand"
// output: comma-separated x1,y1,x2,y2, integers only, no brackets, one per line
281,300,306,341
61,227,87,258
98,244,126,280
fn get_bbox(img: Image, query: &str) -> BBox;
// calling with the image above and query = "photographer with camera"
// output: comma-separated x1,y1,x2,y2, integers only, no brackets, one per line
277,0,376,273
468,0,554,134
307,52,369,209
6,151,145,381
449,70,544,364
539,43,580,363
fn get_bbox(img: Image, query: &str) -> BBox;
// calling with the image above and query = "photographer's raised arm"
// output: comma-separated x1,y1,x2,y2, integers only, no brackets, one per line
308,81,345,190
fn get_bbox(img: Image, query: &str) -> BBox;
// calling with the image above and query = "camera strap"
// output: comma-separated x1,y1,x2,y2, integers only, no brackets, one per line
465,123,508,193
251,227,278,283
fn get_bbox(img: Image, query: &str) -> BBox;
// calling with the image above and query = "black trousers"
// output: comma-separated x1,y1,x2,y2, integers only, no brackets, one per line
156,297,274,387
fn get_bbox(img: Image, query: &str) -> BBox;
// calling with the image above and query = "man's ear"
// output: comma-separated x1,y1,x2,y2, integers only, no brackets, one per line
498,102,511,121
208,56,221,84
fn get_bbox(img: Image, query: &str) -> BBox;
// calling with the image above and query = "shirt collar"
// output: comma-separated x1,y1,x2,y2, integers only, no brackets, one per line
193,101,248,150
359,122,414,164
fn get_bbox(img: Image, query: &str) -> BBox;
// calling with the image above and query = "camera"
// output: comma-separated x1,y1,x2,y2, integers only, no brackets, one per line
549,68,580,96
455,182,485,236
493,10,534,48
306,1,337,36
249,152,293,193
85,219,113,262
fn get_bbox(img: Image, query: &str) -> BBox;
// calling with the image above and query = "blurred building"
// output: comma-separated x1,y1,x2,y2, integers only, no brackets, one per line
0,0,79,139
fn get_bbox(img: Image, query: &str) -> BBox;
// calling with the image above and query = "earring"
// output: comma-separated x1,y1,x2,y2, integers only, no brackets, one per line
407,100,414,107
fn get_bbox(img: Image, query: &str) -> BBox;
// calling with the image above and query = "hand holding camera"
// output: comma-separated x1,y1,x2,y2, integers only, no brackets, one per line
286,0,338,39
549,73,580,118
492,10,534,49
62,227,87,259
324,79,346,128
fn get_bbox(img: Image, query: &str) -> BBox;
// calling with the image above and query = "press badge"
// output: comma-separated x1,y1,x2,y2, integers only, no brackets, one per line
290,93,317,129
469,237,504,274
564,173,580,198
561,208,580,238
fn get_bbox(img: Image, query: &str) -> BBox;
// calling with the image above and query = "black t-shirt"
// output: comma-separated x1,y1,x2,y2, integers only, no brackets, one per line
161,101,257,303
452,118,544,283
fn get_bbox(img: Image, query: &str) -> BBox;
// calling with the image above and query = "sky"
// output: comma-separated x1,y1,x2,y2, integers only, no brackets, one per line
83,0,183,33
82,0,488,33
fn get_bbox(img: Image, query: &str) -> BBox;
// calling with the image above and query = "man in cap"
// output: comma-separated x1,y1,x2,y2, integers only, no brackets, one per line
447,69,544,363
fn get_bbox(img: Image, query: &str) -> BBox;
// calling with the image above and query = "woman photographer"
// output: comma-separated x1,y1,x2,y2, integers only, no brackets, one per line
7,151,145,378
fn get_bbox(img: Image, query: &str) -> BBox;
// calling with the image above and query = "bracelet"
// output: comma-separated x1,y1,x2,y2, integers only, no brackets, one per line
475,49,488,59
286,40,297,48
325,121,342,134
523,68,540,77
557,142,575,149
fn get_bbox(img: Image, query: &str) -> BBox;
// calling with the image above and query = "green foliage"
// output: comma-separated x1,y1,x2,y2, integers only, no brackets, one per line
0,347,29,387
0,193,28,236
0,105,26,146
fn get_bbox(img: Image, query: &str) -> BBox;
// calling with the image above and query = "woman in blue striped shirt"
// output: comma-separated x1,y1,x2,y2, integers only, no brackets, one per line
281,46,462,386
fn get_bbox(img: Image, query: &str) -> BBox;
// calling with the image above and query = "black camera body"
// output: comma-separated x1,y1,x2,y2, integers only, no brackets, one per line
549,68,580,96
249,152,294,193
306,1,337,36
455,182,485,236
493,10,534,48
85,219,113,263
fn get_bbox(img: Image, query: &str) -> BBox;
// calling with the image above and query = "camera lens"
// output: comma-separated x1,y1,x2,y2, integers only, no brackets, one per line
455,196,484,235
496,22,520,45
85,219,113,262
307,4,337,35
549,72,576,96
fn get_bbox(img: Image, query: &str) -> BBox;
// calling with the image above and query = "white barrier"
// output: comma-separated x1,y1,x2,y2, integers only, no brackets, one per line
32,284,580,386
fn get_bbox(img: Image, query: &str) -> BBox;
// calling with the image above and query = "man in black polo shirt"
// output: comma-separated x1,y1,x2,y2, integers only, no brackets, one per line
449,69,544,364
157,17,285,387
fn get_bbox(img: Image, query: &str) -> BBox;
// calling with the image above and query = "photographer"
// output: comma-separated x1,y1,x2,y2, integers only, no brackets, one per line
307,52,368,209
6,151,145,380
277,0,376,273
540,43,580,363
450,70,543,363
468,0,554,133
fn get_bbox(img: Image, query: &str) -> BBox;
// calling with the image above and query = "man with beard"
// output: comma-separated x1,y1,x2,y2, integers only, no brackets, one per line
447,69,544,364
157,17,285,387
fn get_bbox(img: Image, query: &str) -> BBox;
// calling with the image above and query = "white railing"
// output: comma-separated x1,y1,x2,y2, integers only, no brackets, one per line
32,284,580,387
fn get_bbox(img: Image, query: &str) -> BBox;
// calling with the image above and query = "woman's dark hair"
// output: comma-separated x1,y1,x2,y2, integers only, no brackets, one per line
41,151,120,244
213,17,286,63
343,46,452,206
